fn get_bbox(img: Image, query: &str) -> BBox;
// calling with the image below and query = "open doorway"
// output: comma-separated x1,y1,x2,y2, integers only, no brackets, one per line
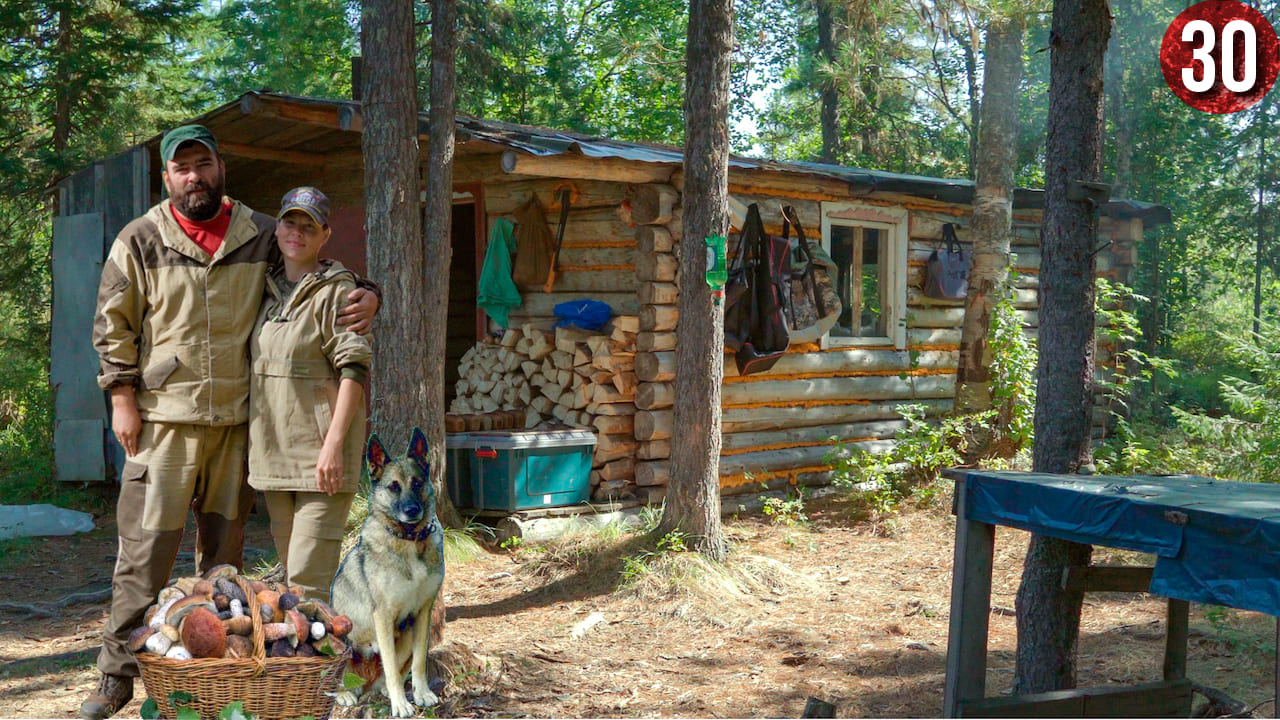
446,190,482,401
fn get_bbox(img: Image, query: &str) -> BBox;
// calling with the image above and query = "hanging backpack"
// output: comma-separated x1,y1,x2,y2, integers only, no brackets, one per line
781,205,842,344
511,196,556,288
923,223,971,300
724,203,791,375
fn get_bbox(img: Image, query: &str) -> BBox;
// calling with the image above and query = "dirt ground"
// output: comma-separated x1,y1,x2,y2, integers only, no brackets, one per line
0,494,1275,719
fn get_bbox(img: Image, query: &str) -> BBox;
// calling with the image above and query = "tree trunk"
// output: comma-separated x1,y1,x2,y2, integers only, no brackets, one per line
816,0,842,163
955,29,980,180
655,0,732,561
52,2,75,158
424,0,464,533
955,15,1023,458
1014,0,1110,695
362,0,426,459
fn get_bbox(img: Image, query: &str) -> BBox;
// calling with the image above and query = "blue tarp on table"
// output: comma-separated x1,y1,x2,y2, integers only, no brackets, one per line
960,471,1280,616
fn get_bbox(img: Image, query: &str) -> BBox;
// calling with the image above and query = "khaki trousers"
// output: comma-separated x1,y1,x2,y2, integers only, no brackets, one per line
262,490,354,603
97,422,254,677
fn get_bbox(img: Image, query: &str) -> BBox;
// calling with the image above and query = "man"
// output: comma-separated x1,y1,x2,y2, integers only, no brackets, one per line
81,125,379,720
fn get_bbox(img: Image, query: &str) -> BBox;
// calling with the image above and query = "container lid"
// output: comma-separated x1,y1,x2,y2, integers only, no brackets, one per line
457,429,598,449
444,433,471,449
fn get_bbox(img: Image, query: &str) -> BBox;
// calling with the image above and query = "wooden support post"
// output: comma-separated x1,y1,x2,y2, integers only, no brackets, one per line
1162,598,1189,682
943,472,996,718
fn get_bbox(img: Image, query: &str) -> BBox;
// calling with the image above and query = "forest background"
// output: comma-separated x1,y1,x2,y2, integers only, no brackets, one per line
0,0,1273,504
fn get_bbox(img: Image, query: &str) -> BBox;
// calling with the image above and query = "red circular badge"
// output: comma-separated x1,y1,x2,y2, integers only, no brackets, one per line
1161,0,1280,113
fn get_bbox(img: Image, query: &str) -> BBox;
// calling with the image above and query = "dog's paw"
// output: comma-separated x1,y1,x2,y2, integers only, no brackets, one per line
413,686,440,708
334,690,359,707
390,695,416,718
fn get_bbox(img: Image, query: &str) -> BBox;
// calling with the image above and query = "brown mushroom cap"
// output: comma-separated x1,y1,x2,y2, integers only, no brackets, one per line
287,609,310,643
224,634,254,659
249,580,269,595
156,586,186,607
173,577,200,596
179,607,227,659
191,580,214,598
165,595,217,629
269,638,295,657
127,626,156,653
278,592,301,612
159,625,181,642
213,594,231,612
327,615,353,638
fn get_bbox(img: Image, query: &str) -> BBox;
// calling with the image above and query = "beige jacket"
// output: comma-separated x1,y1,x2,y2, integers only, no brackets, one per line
248,262,372,492
94,198,275,425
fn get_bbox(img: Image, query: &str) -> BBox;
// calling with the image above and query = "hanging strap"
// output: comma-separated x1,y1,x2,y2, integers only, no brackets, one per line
542,188,572,293
783,205,826,319
941,223,962,254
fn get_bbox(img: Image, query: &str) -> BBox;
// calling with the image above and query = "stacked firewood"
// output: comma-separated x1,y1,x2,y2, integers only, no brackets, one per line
448,318,641,501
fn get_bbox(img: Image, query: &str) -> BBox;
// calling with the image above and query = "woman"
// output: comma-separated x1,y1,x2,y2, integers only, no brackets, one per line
248,187,371,601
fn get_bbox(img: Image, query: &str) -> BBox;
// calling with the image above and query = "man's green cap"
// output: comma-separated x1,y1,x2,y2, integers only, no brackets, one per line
160,125,218,162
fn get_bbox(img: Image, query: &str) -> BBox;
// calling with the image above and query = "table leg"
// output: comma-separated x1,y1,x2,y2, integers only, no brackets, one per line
1162,599,1188,681
944,475,996,718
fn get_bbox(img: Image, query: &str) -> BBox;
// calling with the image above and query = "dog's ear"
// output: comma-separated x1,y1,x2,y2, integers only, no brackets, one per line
407,426,430,475
366,434,390,481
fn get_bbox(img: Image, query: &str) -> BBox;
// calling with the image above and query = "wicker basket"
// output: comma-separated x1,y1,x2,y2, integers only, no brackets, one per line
136,578,351,720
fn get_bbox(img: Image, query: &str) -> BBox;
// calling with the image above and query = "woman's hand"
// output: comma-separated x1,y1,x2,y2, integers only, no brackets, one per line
316,441,344,495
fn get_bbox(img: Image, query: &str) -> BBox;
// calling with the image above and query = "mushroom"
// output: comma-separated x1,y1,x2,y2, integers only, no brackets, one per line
228,599,244,618
262,621,298,648
225,634,253,659
202,564,238,581
144,632,173,655
249,580,269,594
223,615,253,636
191,580,214,598
179,606,226,659
310,622,326,640
257,603,275,626
295,642,320,658
127,626,156,654
214,577,247,605
164,595,217,630
312,634,347,657
278,592,301,612
159,625,181,643
213,593,231,612
328,615,353,639
173,577,200,595
148,595,184,630
269,638,295,658
164,645,192,660
287,609,310,643
157,585,186,607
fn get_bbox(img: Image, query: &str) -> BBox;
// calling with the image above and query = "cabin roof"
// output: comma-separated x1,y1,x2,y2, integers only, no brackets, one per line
123,91,1168,225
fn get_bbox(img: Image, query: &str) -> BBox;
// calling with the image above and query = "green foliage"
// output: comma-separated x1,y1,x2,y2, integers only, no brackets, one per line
761,491,807,526
986,270,1038,453
620,529,690,582
1094,278,1175,438
1167,324,1280,484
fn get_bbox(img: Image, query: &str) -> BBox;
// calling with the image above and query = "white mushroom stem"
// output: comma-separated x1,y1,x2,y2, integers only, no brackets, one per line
229,599,244,618
149,596,182,630
164,645,192,660
144,633,173,655
310,622,325,640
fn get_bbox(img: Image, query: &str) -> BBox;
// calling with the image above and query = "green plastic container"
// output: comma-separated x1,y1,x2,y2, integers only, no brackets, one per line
459,430,597,511
444,433,474,509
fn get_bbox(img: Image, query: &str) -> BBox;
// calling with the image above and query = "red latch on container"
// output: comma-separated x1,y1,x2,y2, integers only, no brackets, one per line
475,448,498,459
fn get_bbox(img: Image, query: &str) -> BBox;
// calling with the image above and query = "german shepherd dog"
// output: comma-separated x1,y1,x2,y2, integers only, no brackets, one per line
331,427,444,717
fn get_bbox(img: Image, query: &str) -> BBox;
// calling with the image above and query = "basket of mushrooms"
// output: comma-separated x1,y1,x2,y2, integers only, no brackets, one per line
131,564,353,720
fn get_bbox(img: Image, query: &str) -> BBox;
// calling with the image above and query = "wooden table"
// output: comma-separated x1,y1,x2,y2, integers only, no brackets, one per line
943,470,1280,718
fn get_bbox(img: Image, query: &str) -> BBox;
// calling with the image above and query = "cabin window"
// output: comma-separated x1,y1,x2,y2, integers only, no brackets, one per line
820,201,907,349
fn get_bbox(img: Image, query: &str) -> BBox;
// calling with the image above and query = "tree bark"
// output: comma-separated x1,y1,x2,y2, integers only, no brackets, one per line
955,15,1023,456
425,0,464,533
655,0,732,561
362,0,426,459
816,0,842,163
1014,0,1110,695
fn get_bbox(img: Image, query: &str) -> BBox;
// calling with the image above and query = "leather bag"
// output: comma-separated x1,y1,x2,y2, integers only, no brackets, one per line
923,223,971,300
511,196,556,288
724,203,791,375
781,205,842,344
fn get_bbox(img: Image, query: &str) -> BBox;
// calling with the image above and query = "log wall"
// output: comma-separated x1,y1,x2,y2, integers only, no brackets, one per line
465,167,1142,507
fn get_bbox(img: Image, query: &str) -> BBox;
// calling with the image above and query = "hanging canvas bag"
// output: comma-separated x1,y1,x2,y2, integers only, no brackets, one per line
923,223,971,300
511,196,556,288
724,203,791,375
781,205,842,344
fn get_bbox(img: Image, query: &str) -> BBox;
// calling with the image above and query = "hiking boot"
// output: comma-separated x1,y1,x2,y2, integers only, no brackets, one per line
79,673,133,720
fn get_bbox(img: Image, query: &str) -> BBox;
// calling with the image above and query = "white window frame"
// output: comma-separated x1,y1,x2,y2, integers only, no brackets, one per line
819,201,908,349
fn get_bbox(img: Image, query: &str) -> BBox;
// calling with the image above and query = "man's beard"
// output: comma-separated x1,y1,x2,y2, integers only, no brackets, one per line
170,172,225,221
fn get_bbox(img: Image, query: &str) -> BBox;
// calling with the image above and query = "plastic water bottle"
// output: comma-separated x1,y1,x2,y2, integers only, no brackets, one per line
705,235,727,290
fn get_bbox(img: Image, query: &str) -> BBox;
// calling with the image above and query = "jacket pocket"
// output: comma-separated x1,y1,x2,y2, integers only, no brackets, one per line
141,355,181,391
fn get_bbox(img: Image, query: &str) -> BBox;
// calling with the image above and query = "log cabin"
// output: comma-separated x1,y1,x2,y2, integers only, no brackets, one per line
53,92,1169,505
